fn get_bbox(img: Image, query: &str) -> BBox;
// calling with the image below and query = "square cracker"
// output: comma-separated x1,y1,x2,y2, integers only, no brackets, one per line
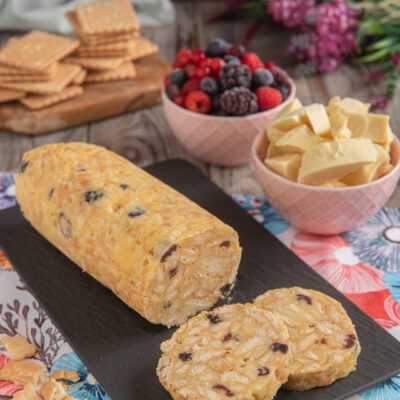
0,359,43,385
85,62,136,83
0,31,79,72
0,73,54,83
20,86,83,110
76,39,137,53
0,63,82,95
76,1,140,34
0,62,57,78
73,48,133,58
65,56,124,71
12,383,41,400
50,369,80,383
124,37,159,61
70,69,87,85
0,88,26,103
0,334,36,360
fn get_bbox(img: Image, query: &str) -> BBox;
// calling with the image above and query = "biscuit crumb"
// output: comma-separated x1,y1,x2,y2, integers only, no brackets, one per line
51,369,80,383
12,383,41,400
1,334,36,360
40,378,73,400
0,359,42,385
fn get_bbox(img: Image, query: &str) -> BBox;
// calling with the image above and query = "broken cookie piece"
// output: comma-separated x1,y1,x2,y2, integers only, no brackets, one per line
12,383,41,400
40,378,74,400
0,359,43,385
1,334,36,360
50,369,80,383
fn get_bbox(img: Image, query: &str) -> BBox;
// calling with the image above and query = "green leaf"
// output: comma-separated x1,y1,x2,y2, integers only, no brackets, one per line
366,36,398,51
354,47,391,63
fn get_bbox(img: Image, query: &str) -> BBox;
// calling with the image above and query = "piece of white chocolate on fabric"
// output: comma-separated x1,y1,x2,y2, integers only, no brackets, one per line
343,145,391,185
266,126,286,142
273,97,303,121
305,104,331,136
265,153,302,181
275,125,327,154
329,106,351,139
298,138,377,185
271,107,309,131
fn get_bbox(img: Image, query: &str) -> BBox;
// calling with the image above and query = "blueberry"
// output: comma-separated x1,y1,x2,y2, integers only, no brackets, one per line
205,38,229,58
252,69,274,89
166,84,180,100
224,55,240,65
200,77,218,95
169,68,187,88
277,85,290,99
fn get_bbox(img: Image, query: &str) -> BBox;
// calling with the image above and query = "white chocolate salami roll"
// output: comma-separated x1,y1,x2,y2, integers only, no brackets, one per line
254,287,360,391
157,303,291,400
15,143,242,327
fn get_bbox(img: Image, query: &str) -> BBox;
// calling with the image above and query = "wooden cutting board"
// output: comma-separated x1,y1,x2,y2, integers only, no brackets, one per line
0,55,170,136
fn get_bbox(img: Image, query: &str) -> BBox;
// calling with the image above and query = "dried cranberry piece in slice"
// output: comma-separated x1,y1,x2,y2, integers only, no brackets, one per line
128,206,146,218
270,342,288,353
18,161,29,174
222,333,232,342
179,352,192,361
297,293,312,305
58,213,72,238
344,334,357,348
161,244,177,263
212,384,234,397
220,240,230,248
168,267,178,278
48,188,55,200
84,190,104,203
257,367,270,376
207,313,222,324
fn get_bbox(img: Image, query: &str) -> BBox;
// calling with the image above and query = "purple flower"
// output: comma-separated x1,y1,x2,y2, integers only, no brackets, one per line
364,69,385,82
369,96,390,110
268,0,314,29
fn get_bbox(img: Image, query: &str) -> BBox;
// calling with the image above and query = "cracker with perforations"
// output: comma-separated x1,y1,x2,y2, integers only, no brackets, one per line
0,88,26,103
0,359,43,385
85,62,136,83
124,37,159,61
0,63,82,94
0,63,57,78
20,86,83,110
76,0,140,35
65,55,124,71
0,31,79,72
12,383,42,400
0,334,36,360
70,69,87,85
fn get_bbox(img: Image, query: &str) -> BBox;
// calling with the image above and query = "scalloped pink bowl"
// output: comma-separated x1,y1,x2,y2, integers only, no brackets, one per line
251,131,400,235
162,70,296,166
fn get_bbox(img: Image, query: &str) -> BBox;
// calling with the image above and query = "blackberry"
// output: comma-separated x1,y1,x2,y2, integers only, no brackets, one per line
169,69,187,87
205,38,229,58
252,69,274,89
220,87,258,116
219,63,251,90
200,77,218,95
224,55,240,65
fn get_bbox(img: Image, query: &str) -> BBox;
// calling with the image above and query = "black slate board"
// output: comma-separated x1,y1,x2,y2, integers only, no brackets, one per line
0,159,399,400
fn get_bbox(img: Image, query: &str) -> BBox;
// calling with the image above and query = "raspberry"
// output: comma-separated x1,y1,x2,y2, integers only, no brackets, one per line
210,58,225,77
174,93,186,108
220,63,252,90
220,87,258,116
256,86,282,111
182,78,200,93
173,49,192,69
241,53,263,72
186,64,197,79
192,49,205,65
195,66,210,80
185,91,211,114
264,61,276,70
200,57,212,68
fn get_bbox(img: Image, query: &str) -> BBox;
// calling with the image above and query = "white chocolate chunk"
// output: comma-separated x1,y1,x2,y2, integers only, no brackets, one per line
349,113,391,144
265,153,302,181
275,125,327,153
270,108,309,131
298,138,377,185
305,104,331,136
329,106,351,139
328,96,370,114
273,97,303,121
266,126,285,142
347,113,368,137
267,141,287,158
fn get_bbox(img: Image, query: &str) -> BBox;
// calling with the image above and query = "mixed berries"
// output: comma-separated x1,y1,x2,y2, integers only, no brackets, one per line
165,38,291,116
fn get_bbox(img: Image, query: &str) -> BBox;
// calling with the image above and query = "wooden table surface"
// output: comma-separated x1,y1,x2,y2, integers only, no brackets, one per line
1,1,400,205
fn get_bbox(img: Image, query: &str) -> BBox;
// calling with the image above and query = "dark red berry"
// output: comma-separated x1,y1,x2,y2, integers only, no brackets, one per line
210,58,225,77
179,352,192,361
186,64,197,79
182,78,200,94
257,367,270,376
241,53,263,72
174,93,187,108
297,294,312,305
195,66,210,80
166,84,180,100
321,338,327,344
192,49,205,65
212,384,234,397
344,334,357,349
222,333,232,342
173,49,192,69
264,61,276,70
256,86,282,111
200,57,212,68
168,267,178,278
270,342,288,353
220,241,230,248
185,91,211,114
227,44,246,58
161,244,178,262
207,313,222,324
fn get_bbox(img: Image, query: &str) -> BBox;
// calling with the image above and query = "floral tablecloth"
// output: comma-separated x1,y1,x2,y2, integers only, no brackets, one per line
1,172,400,400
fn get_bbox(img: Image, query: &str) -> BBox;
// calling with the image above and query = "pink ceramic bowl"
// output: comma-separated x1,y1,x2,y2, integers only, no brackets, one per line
162,69,296,166
251,131,400,235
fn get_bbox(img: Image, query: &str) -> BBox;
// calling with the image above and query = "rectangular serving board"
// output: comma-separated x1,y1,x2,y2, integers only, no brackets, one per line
0,159,399,400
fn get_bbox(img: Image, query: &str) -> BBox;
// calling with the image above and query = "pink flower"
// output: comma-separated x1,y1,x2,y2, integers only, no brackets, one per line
369,96,390,110
268,0,314,29
392,53,400,68
364,69,385,82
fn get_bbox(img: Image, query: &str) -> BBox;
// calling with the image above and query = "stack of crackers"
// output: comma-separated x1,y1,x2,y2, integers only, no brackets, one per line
65,1,158,84
0,0,159,111
0,333,81,400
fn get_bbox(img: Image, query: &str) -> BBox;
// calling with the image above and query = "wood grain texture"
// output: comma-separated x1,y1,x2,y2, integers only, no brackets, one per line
0,1,399,205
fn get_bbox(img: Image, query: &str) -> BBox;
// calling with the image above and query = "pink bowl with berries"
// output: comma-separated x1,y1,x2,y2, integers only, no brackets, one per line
162,40,296,166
